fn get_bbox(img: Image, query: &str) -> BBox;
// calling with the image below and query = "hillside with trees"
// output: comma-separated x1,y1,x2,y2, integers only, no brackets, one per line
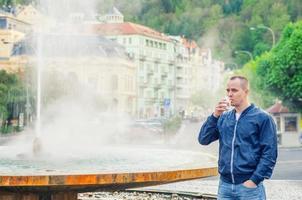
98,0,301,66
1,0,301,66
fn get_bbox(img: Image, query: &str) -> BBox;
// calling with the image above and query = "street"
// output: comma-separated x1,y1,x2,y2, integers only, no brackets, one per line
273,147,302,180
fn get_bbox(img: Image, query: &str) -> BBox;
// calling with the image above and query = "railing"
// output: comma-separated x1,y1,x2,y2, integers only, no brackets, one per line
139,54,146,61
146,68,154,75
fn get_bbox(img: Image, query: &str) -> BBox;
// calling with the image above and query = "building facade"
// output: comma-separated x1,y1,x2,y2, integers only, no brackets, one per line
12,33,137,116
87,8,176,119
1,5,225,120
0,13,30,59
1,6,137,117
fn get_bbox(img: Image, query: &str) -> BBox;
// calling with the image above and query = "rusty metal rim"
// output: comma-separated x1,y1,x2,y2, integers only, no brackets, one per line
0,167,218,187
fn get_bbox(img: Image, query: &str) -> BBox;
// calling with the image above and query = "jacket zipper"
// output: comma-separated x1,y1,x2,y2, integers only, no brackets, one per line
230,120,238,184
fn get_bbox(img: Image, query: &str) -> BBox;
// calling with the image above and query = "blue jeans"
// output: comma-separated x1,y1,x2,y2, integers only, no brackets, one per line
218,179,266,200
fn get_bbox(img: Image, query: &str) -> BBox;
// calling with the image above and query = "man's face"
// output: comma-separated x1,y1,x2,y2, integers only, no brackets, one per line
226,79,248,107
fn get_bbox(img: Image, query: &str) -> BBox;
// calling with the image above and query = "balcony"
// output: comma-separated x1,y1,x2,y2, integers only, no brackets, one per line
176,85,184,89
144,97,156,104
168,58,175,65
139,54,146,61
153,83,161,90
139,81,148,88
168,83,175,90
146,68,154,75
154,57,161,63
127,53,135,60
168,86,175,91
175,80,185,88
176,93,190,99
176,74,184,79
161,72,168,78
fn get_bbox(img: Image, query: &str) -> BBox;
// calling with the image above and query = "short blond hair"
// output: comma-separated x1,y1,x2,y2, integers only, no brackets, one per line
229,75,249,90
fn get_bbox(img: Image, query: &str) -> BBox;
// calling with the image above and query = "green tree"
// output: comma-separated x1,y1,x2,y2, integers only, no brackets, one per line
286,0,302,21
242,21,302,112
0,70,25,132
258,21,302,112
0,0,33,6
221,0,243,14
239,55,275,108
160,0,174,13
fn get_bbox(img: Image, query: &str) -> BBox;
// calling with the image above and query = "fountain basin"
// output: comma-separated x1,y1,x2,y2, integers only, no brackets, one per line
0,145,217,199
0,167,218,192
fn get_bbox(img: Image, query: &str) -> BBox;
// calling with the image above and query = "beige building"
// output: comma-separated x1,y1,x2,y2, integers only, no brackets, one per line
15,4,42,25
1,5,137,116
191,48,224,93
12,34,137,115
168,36,193,113
0,8,32,74
172,38,225,116
87,7,176,118
0,13,30,57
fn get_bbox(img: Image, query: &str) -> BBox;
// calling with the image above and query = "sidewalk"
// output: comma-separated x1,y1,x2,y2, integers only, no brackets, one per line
139,179,302,200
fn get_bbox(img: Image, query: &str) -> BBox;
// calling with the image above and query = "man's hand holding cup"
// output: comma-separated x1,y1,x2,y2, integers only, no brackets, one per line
213,97,230,118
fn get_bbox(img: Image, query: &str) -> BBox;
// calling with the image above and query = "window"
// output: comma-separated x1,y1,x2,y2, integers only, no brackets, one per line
147,91,152,98
88,76,97,89
111,75,118,91
154,64,158,73
169,65,173,73
284,116,298,132
159,92,164,99
140,62,144,72
125,75,129,91
139,88,144,97
129,76,133,91
163,43,167,50
139,77,144,84
154,78,158,84
160,66,163,73
275,116,281,131
128,37,132,44
0,18,7,29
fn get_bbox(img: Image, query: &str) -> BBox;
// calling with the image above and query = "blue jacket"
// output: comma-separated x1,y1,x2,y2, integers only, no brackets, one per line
198,104,278,185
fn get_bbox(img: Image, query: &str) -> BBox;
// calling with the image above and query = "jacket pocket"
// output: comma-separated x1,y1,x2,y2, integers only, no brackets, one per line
235,145,258,174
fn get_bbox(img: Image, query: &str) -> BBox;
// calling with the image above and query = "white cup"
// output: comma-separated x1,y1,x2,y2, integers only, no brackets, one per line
224,96,231,110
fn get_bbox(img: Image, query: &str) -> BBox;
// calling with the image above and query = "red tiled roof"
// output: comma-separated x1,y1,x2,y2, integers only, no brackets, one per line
88,22,171,42
182,38,197,49
266,101,289,114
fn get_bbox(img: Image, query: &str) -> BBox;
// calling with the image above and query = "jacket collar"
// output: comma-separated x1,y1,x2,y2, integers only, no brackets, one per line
230,103,255,120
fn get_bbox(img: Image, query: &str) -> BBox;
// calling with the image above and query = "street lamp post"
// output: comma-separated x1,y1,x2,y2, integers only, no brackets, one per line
235,50,253,61
250,25,275,48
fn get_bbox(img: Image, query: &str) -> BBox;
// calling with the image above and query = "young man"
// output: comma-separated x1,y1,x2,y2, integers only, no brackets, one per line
198,75,277,200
